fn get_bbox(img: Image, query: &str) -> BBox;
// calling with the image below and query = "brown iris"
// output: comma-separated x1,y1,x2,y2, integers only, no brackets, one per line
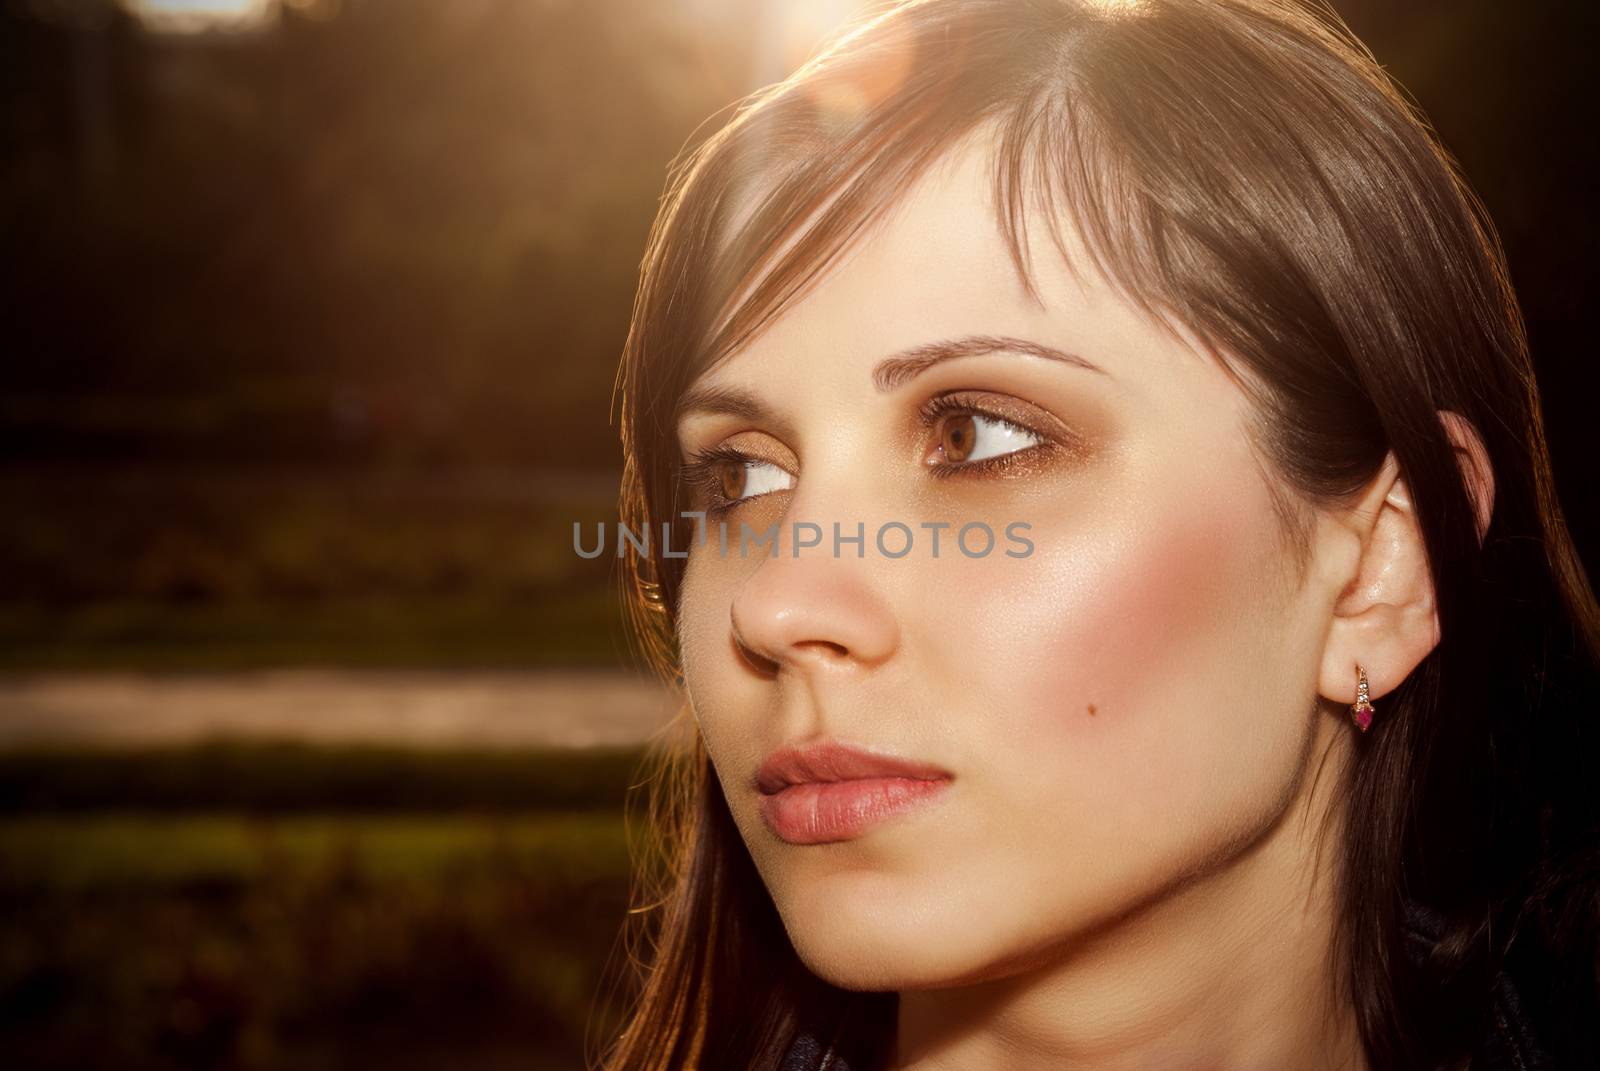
716,459,746,502
939,413,977,463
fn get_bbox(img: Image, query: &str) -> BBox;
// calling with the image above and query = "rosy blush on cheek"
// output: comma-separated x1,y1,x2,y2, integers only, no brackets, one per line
966,466,1279,809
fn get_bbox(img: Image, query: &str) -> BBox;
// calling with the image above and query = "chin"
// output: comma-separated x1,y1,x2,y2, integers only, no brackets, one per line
787,926,966,992
774,873,1038,992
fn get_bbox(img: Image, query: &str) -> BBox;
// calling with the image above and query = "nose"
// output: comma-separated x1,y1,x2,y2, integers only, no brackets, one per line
727,525,900,674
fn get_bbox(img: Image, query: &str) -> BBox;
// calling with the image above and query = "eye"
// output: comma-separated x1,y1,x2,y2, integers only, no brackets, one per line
680,444,795,516
932,410,1046,465
920,391,1057,475
719,456,794,501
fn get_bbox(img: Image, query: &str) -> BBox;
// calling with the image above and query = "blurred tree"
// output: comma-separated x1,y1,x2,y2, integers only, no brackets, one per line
1,0,758,468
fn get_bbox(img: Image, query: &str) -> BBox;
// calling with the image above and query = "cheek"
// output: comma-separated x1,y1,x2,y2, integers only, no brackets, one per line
675,555,741,753
928,471,1295,849
1031,508,1241,730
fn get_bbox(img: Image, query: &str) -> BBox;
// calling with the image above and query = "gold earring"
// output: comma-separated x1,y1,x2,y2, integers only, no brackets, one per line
1351,664,1375,732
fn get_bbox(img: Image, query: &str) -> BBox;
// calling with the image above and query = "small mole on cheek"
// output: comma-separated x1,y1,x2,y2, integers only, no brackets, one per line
1087,703,1097,717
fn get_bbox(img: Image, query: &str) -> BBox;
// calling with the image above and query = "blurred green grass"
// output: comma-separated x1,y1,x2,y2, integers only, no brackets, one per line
0,466,637,671
0,589,629,671
0,811,627,893
0,742,649,812
0,745,664,1070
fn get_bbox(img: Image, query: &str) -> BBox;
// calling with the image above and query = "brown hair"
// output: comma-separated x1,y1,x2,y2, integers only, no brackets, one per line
599,1,1600,1067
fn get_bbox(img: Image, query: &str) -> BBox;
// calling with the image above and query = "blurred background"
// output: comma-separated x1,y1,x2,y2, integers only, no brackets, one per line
0,0,1594,1068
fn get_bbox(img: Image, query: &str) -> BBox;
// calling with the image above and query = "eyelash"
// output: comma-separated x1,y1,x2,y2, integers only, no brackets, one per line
678,397,1059,518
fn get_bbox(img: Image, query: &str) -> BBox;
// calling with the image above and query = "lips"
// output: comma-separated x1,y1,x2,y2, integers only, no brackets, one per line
756,739,950,792
755,740,952,845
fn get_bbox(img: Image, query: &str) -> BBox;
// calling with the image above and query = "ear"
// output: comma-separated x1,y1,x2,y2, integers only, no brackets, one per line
1439,409,1495,546
1317,411,1494,705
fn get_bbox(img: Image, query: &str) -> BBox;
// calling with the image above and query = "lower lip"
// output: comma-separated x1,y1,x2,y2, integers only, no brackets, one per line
759,777,952,845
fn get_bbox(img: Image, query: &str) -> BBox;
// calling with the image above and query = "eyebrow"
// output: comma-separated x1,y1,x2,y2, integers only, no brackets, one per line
870,334,1106,392
674,334,1105,429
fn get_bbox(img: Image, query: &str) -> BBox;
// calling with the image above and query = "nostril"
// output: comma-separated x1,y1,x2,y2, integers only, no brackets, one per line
729,616,780,676
732,634,780,677
796,639,849,659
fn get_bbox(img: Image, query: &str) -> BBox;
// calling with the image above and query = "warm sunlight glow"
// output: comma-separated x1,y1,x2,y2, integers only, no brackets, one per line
119,0,278,35
748,0,876,83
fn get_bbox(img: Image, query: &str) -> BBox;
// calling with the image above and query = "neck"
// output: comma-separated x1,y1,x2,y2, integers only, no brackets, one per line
893,717,1365,1071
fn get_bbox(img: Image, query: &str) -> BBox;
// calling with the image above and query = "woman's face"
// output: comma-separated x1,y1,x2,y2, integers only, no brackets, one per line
673,140,1346,990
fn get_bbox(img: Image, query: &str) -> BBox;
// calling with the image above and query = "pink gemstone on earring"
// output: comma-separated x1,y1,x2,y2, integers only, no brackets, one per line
1353,703,1373,732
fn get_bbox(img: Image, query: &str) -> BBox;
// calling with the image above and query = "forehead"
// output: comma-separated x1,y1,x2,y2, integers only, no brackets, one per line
692,136,1239,416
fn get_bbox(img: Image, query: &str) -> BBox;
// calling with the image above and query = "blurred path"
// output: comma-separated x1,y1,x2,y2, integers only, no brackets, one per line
0,670,683,749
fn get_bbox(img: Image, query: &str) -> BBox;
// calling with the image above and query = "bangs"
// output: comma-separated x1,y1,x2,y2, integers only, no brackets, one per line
682,4,1178,394
671,0,1326,437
